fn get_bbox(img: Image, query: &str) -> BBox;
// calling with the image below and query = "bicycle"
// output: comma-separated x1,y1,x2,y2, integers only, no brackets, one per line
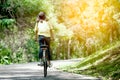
40,40,48,77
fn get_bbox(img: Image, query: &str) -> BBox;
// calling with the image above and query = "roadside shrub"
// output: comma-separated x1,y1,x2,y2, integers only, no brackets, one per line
25,39,39,62
0,42,12,64
0,19,16,31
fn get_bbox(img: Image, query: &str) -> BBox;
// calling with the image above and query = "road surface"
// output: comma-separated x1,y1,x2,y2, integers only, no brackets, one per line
0,59,100,80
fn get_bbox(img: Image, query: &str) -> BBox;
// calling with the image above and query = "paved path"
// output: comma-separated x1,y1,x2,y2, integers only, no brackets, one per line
0,59,100,80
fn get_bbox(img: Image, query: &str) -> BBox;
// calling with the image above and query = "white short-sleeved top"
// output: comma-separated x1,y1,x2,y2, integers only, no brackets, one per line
34,21,50,37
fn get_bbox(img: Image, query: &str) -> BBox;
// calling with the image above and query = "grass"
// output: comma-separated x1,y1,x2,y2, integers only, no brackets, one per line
59,41,120,80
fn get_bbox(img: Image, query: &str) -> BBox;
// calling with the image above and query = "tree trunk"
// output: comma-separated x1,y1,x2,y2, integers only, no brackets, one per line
67,39,71,59
1,0,7,4
56,43,60,59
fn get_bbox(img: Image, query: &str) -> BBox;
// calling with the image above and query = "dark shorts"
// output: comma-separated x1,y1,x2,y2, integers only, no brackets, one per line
38,35,51,60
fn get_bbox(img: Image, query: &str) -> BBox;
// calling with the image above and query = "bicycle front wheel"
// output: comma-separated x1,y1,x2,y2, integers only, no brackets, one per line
44,61,47,77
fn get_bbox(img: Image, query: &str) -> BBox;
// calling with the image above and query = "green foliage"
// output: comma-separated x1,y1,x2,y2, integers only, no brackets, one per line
0,0,55,27
60,41,120,80
0,0,120,56
78,54,120,80
0,42,12,64
20,0,53,16
0,0,20,18
0,3,120,80
54,0,120,56
0,19,16,31
0,29,39,64
25,39,39,62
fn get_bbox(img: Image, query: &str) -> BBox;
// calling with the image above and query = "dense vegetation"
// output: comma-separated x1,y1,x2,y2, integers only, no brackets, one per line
57,0,120,79
60,41,120,80
0,0,120,79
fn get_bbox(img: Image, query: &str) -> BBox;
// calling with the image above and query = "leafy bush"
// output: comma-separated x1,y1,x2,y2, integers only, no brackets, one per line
25,39,39,62
0,42,12,64
0,19,16,31
60,41,120,80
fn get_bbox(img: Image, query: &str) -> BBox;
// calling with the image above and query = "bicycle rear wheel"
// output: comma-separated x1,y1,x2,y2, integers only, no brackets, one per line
44,61,47,77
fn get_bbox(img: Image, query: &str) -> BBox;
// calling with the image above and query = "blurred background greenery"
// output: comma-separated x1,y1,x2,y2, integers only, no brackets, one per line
0,0,120,79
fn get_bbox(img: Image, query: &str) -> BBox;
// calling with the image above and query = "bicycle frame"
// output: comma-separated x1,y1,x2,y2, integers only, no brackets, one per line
41,40,48,77
42,48,47,63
